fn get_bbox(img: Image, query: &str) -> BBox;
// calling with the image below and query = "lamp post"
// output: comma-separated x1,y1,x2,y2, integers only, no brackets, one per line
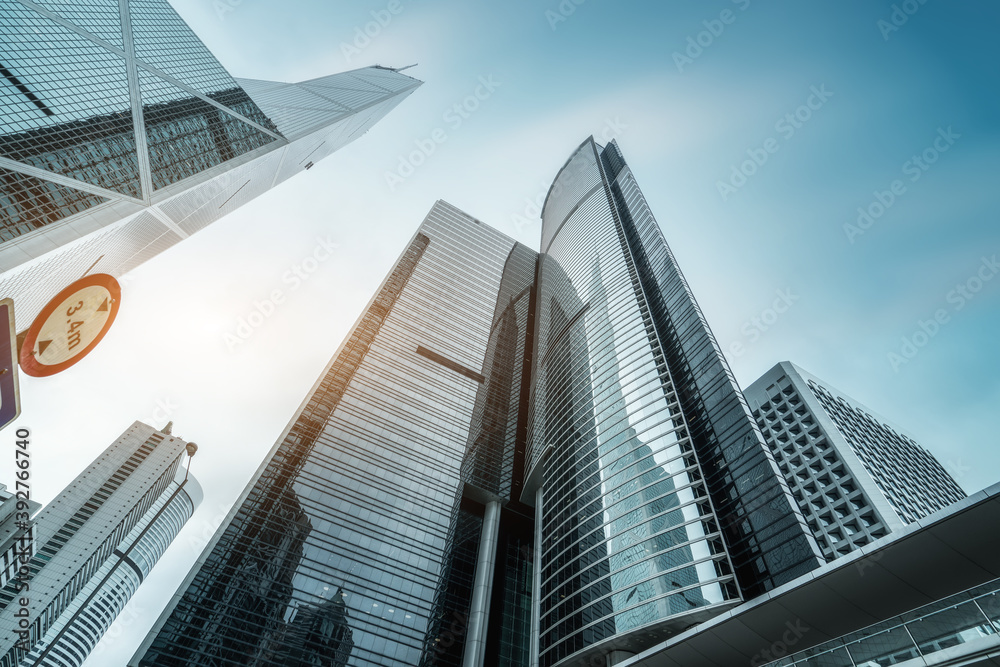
184,442,198,481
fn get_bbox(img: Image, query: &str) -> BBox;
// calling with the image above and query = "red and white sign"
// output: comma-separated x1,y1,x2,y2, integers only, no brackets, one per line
19,274,121,378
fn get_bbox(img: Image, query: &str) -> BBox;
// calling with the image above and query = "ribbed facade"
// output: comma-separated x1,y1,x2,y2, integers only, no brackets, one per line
0,0,419,327
24,476,201,667
526,139,824,666
0,484,40,591
746,361,966,560
423,242,538,666
132,140,837,666
133,202,520,667
0,422,198,667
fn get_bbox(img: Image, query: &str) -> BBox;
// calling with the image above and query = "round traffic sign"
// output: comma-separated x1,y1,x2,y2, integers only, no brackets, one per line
19,274,121,377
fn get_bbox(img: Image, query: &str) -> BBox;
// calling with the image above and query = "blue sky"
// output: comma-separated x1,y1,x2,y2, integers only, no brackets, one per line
7,1,997,663
180,0,999,489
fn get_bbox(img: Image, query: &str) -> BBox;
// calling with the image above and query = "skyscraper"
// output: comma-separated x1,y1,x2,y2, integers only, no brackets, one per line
526,139,822,666
0,421,201,667
422,241,537,667
745,361,966,560
135,139,824,666
133,202,522,666
0,0,420,329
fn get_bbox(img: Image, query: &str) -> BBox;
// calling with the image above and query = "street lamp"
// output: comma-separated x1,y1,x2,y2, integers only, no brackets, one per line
184,442,198,481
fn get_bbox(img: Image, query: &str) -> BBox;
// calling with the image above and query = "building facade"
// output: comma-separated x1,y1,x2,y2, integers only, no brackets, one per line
615,481,1000,667
745,361,966,560
525,139,823,666
422,241,538,667
135,139,835,666
0,0,420,328
0,421,201,667
133,201,523,666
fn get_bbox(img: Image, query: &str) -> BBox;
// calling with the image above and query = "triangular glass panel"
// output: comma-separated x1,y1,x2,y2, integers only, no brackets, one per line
127,0,277,130
0,166,109,243
138,68,279,191
347,69,417,93
300,71,389,94
28,0,125,48
0,5,141,197
299,84,389,113
235,77,290,99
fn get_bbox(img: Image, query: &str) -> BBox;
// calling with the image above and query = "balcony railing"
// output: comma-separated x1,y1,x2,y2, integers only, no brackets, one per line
764,577,1000,667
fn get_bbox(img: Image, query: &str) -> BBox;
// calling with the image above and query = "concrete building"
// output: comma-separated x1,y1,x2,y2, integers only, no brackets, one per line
745,361,966,560
0,421,200,667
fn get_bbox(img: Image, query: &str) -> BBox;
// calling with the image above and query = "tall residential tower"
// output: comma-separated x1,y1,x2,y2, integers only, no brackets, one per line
0,421,201,667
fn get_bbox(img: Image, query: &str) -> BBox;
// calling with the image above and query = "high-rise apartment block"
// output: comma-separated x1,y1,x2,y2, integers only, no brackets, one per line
0,0,420,328
0,421,201,667
135,139,827,667
744,361,966,560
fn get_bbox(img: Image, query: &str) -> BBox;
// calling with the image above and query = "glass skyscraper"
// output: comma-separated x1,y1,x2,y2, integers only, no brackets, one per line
0,421,201,667
745,361,966,560
526,139,822,665
0,0,420,327
133,202,524,666
134,140,825,666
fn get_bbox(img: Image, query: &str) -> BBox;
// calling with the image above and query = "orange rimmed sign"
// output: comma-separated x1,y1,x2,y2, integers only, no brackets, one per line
19,274,121,378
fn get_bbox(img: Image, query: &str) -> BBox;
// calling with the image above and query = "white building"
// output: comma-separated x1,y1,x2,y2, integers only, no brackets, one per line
745,361,966,560
0,421,200,667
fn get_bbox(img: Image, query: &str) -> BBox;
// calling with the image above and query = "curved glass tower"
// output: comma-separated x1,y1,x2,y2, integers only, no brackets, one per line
525,138,823,665
131,140,825,667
